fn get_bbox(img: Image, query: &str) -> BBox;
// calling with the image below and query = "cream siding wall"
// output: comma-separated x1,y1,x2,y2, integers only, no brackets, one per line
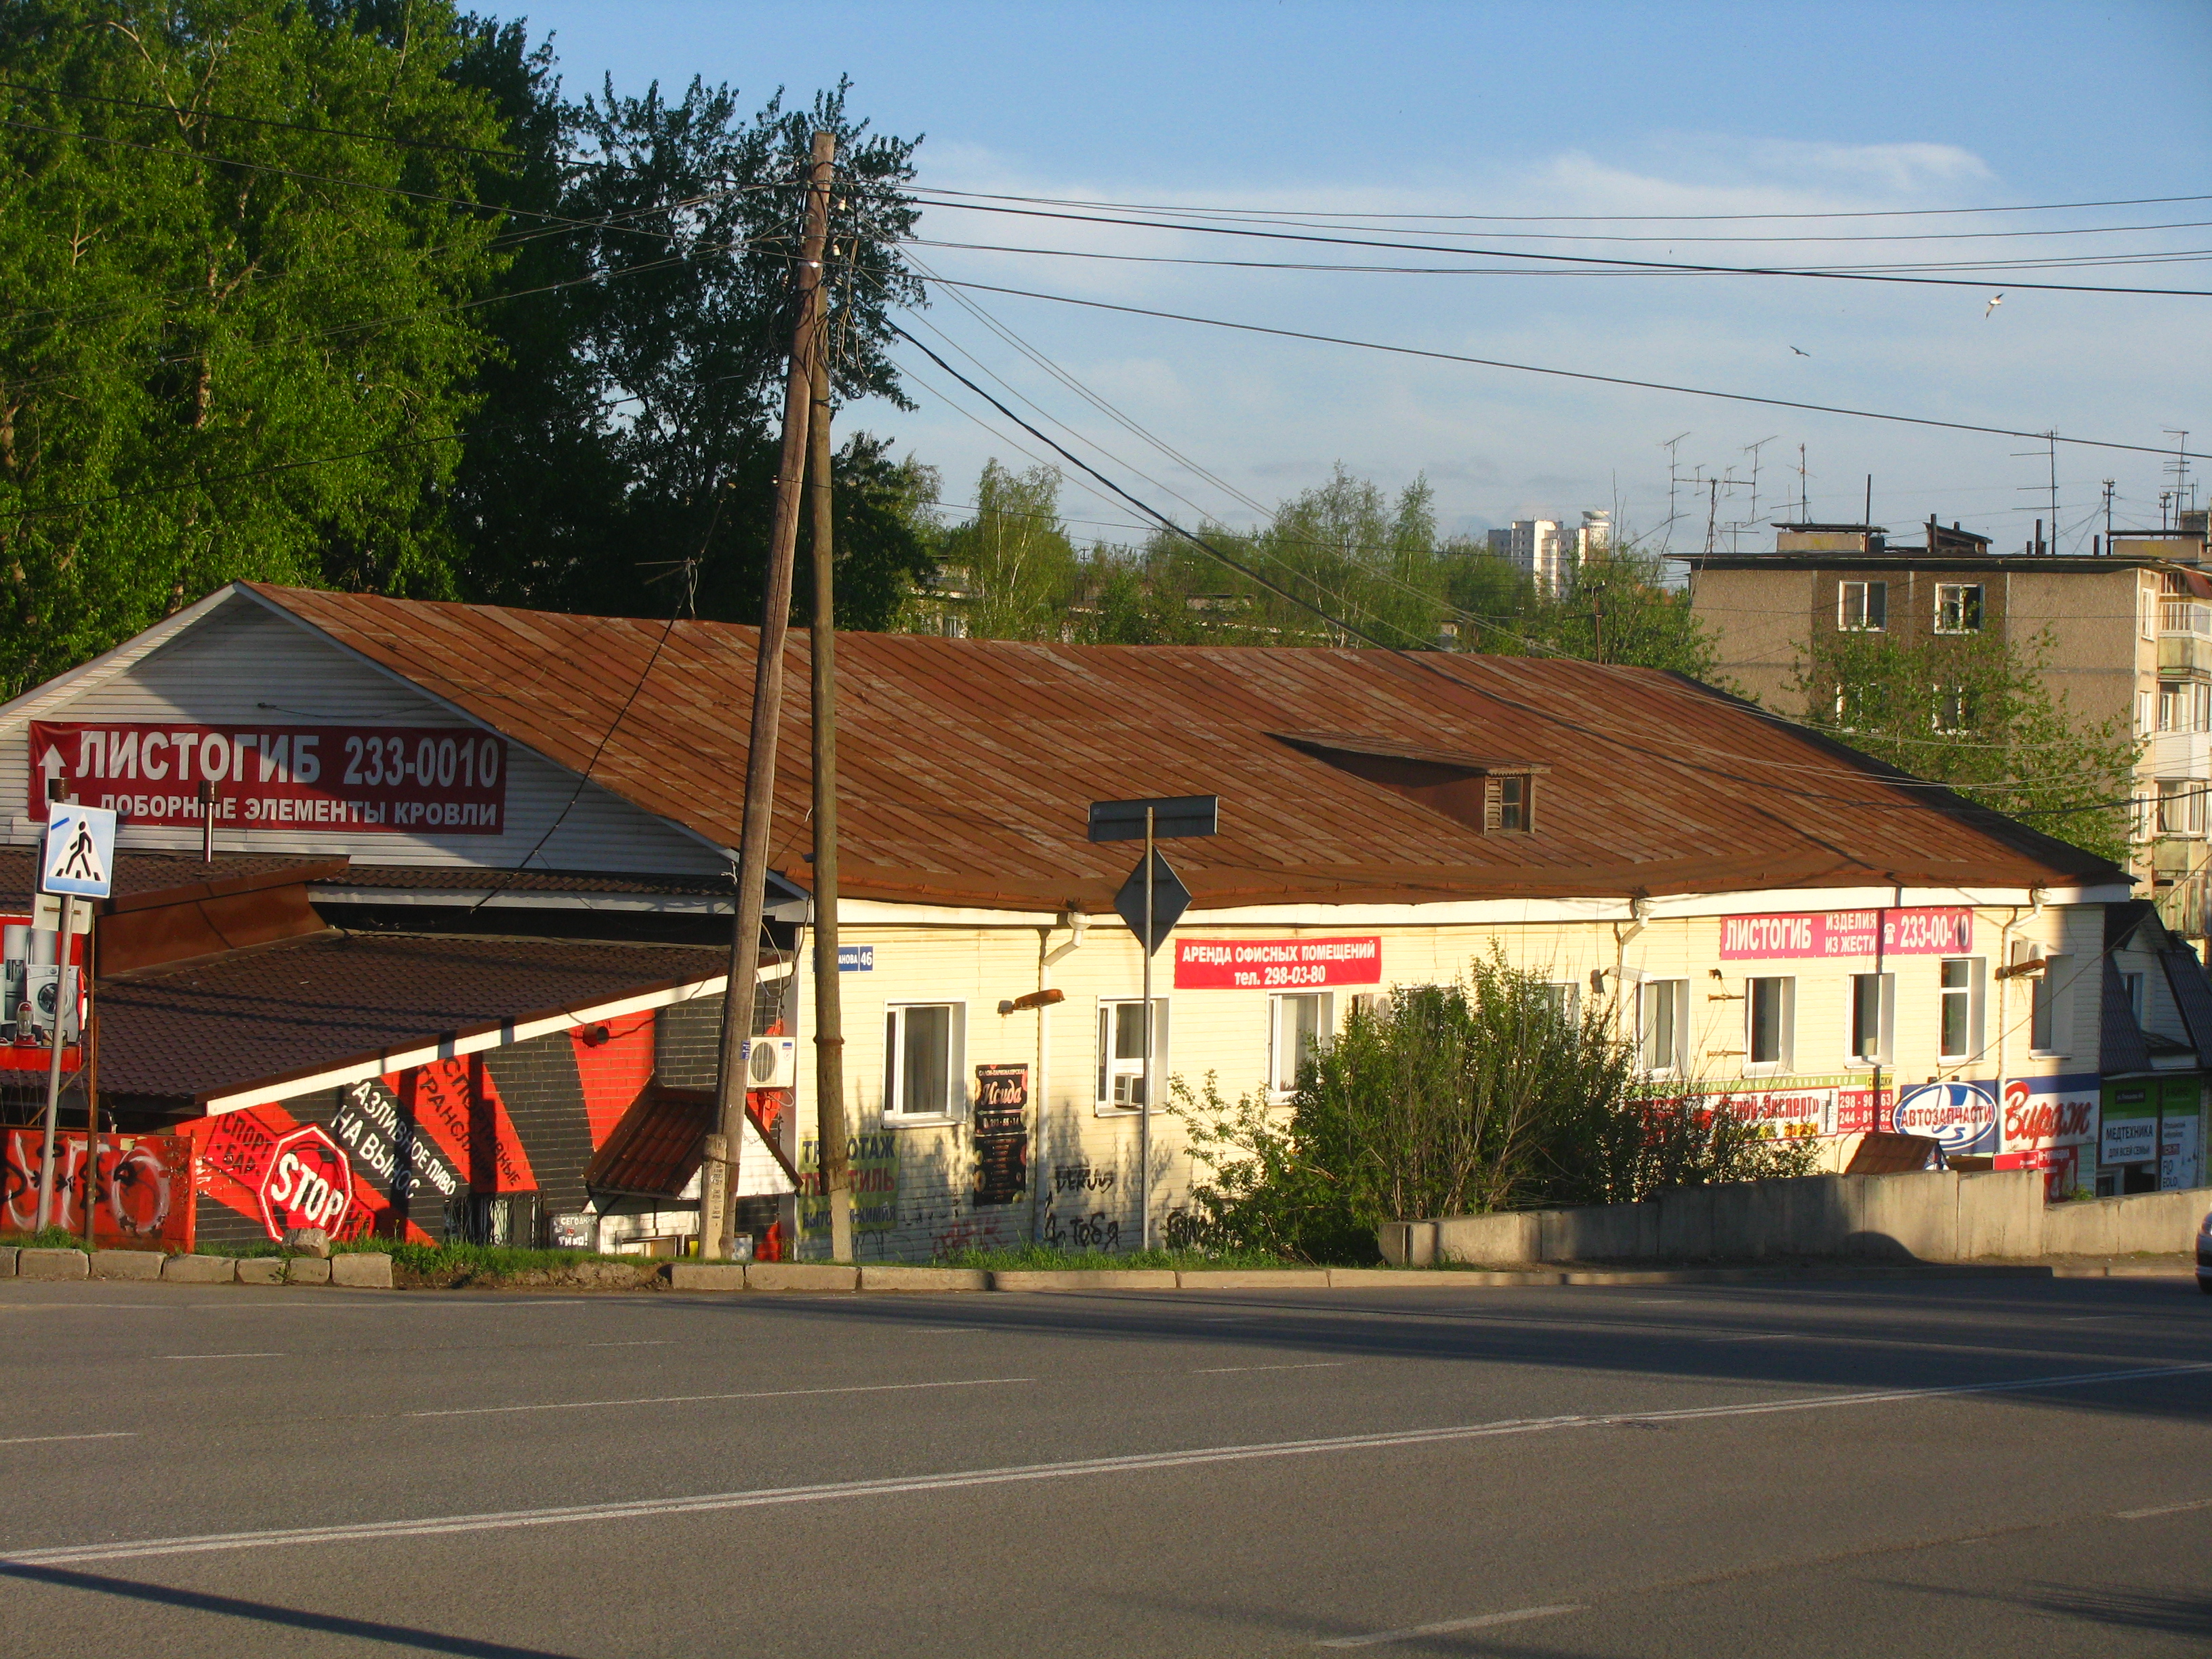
788,899,2112,1262
0,594,721,874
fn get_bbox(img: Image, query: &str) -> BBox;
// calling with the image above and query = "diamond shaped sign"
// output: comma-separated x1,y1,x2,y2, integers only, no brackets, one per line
1114,851,1190,950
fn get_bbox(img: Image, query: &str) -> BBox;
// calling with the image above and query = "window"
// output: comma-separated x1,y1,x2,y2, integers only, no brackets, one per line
2156,680,2200,733
2122,971,2146,1023
1933,684,1973,733
2030,957,2070,1054
2158,779,2206,837
1537,981,1580,1025
1839,580,1887,631
2138,691,2156,737
1096,998,1168,1111
1849,972,1893,1065
1746,977,1793,1071
1938,958,1983,1061
1486,774,1532,832
1934,583,1984,634
1639,979,1689,1073
884,1002,962,1120
1269,992,1332,1094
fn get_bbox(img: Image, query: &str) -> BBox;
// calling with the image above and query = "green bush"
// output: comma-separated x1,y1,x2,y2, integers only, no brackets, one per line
1170,953,1817,1262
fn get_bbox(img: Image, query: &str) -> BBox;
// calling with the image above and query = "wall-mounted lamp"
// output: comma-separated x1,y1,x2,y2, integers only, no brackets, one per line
998,987,1066,1016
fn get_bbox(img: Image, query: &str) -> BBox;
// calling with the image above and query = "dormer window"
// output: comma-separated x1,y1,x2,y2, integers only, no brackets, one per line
1490,774,1532,832
1269,732,1545,836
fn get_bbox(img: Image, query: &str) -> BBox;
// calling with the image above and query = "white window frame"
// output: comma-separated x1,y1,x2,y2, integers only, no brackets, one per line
1744,976,1794,1074
1838,579,1887,631
1638,978,1690,1075
883,1001,965,1124
1847,971,1895,1067
1095,997,1169,1115
1934,582,1984,634
2029,956,2073,1057
1937,958,1985,1063
2122,970,2147,1024
1538,981,1581,1025
1268,991,1333,1097
2157,779,2206,837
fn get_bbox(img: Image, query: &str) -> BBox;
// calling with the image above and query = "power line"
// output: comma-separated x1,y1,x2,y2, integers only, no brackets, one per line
897,193,2212,299
916,275,2209,463
903,182,2212,224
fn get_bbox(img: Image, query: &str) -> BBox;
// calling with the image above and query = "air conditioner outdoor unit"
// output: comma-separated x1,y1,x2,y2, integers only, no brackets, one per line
740,1036,798,1089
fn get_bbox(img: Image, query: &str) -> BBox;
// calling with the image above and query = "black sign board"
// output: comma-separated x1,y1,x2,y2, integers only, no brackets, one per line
972,1063,1030,1208
1114,851,1191,945
1086,794,1219,843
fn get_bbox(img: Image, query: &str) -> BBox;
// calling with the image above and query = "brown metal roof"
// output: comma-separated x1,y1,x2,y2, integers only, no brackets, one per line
0,848,349,914
245,583,2121,912
96,930,726,1104
586,1086,713,1197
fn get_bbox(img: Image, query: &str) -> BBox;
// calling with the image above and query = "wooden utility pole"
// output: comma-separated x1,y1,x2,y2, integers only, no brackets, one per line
706,129,836,1261
808,321,854,1263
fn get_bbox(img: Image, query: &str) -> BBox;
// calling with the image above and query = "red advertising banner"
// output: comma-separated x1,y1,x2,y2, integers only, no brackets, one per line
1174,936,1382,990
1717,907,1973,961
28,720,507,836
1,1129,194,1248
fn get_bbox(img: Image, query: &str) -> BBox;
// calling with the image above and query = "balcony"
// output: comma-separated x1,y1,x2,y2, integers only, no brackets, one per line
2159,601,2212,675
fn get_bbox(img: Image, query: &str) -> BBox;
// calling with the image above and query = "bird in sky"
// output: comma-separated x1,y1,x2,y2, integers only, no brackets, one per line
1788,345,1810,357
1985,292,2004,319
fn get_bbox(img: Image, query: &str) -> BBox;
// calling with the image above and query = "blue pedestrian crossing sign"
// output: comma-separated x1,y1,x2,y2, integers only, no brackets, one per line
41,802,116,899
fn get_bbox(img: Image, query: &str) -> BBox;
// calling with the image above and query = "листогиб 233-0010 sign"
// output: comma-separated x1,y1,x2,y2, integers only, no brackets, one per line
29,720,508,836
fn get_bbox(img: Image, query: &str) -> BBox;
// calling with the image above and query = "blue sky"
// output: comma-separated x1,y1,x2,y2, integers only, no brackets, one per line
514,1,2211,552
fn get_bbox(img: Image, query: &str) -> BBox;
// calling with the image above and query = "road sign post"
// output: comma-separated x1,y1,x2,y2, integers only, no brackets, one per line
1090,795,1217,1252
33,800,113,1232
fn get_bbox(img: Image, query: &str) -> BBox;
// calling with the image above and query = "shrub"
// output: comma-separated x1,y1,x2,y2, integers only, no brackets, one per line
1171,953,1817,1261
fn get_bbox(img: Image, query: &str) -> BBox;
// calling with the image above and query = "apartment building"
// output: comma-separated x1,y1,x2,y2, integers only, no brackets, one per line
1690,515,2212,941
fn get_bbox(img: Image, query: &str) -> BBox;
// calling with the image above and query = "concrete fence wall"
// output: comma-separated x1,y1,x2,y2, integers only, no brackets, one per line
1376,1173,2211,1267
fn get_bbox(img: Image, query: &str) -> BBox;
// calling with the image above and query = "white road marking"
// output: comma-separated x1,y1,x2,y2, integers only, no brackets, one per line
2116,1496,2212,1520
1317,1603,1584,1647
0,1433,136,1448
406,1376,1036,1418
9,1359,2207,1568
581,1340,674,1349
1194,1362,1351,1374
159,1353,285,1361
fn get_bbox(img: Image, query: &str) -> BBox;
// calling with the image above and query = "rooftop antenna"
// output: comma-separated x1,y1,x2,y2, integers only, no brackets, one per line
1660,432,1690,554
1797,443,1809,523
2013,430,2059,552
2104,478,2116,552
2166,430,2194,520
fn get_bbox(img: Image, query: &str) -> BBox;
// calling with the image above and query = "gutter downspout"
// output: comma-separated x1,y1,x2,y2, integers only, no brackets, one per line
1610,896,1650,1046
1990,891,2043,1157
1033,910,1088,1244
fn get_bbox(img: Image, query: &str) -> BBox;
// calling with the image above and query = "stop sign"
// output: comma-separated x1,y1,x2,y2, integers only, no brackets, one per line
259,1125,355,1240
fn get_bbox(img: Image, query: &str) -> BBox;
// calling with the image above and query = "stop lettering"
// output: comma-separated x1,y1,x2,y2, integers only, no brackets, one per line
258,1125,355,1240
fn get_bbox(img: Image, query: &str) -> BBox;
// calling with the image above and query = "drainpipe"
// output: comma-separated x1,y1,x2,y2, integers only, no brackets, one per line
1608,896,1650,1044
1994,890,2041,1115
1032,910,1088,1243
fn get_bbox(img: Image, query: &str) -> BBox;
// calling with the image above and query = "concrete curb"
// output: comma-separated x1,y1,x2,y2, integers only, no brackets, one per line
331,1254,394,1289
991,1269,1180,1292
235,1258,286,1285
0,1246,14,1277
286,1256,332,1285
160,1254,237,1284
859,1266,989,1292
668,1263,747,1292
746,1263,860,1293
89,1250,164,1281
19,1248,87,1281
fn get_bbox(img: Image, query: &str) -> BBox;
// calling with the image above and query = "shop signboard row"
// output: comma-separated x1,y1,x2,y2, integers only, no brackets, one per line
28,720,508,836
1718,907,1973,960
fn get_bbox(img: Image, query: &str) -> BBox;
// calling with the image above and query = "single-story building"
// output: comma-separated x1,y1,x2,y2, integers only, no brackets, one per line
0,581,2202,1258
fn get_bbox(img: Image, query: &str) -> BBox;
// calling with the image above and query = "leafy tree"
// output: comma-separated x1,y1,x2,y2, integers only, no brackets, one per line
443,54,930,626
0,0,512,693
1791,625,2139,866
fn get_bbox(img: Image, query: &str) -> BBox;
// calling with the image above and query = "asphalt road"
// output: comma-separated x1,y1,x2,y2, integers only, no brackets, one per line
1,1271,2208,1657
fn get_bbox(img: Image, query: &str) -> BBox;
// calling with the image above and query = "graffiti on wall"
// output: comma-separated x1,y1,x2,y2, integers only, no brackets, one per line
1,1129,192,1246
